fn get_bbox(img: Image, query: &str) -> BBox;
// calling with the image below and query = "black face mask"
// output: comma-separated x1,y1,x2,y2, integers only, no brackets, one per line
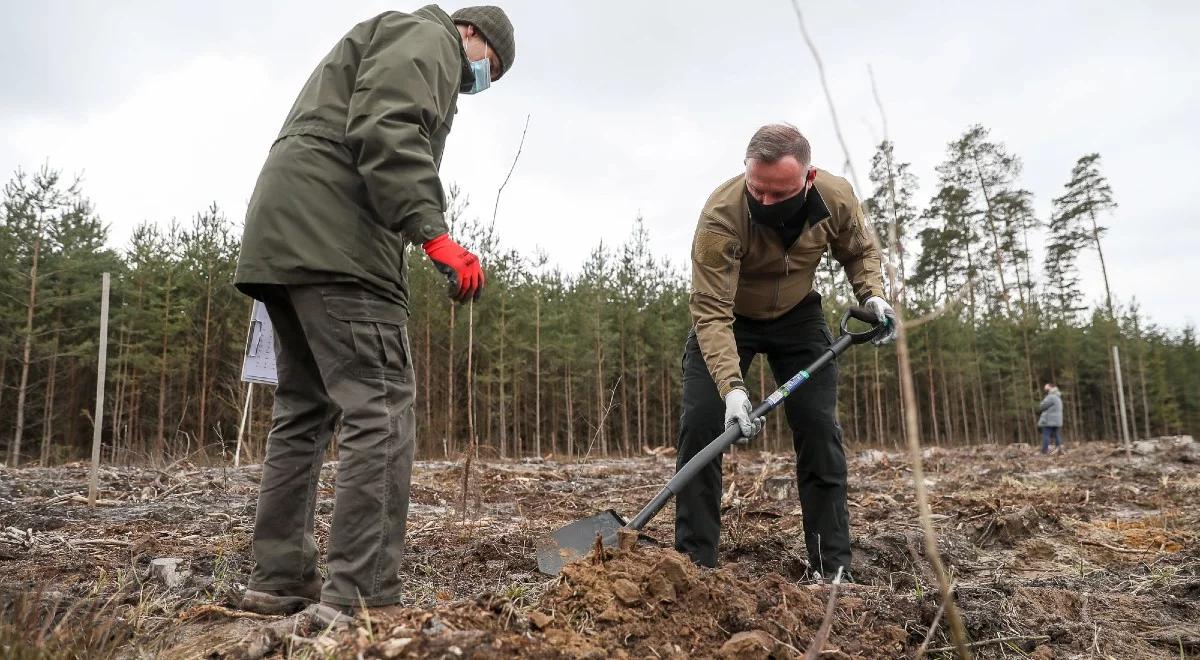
746,188,807,226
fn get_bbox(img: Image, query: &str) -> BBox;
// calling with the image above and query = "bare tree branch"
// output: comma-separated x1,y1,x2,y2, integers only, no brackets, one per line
789,3,859,184
867,64,888,141
491,113,531,230
905,282,973,329
583,377,621,461
803,566,843,660
786,3,972,656
914,599,947,659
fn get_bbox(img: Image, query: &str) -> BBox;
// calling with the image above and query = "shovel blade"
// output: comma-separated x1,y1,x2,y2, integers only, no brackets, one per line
536,509,627,576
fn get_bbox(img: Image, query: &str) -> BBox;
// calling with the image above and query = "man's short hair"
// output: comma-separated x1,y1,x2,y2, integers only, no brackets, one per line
745,123,811,166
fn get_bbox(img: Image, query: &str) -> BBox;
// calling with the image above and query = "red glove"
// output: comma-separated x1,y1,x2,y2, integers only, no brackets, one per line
423,234,484,302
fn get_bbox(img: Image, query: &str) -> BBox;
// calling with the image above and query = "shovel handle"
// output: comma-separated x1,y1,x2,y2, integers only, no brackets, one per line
627,314,870,531
627,423,744,530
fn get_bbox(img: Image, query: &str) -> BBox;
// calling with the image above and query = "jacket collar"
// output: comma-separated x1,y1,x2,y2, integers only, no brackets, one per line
416,5,473,89
797,186,832,228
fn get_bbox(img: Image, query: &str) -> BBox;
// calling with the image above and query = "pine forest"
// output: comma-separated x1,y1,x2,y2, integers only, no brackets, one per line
2,125,1197,467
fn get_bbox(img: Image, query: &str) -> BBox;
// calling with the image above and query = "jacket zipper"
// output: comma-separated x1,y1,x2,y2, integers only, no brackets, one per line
780,252,790,315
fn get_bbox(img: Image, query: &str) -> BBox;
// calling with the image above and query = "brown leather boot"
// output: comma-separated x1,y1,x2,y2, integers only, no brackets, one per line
238,574,323,615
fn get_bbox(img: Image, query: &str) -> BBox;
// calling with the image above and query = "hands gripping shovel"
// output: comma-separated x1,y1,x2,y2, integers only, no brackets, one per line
536,306,888,575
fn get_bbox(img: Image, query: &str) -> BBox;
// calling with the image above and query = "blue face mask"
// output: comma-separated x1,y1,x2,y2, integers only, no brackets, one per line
463,55,491,95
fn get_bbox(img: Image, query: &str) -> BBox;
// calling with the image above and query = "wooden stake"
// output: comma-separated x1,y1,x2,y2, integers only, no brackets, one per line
1113,345,1132,458
88,273,111,508
234,384,252,468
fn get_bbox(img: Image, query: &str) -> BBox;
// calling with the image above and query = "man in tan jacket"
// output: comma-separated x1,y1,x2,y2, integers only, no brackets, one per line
676,123,896,579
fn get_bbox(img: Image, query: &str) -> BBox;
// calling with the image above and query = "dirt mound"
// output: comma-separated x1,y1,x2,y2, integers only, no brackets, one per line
240,546,911,659
524,545,909,658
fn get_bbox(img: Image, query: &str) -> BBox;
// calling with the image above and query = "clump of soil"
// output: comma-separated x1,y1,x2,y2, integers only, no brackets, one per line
977,503,1059,547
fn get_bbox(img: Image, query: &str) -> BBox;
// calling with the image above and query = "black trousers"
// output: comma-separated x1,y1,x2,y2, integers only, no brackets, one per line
674,294,851,575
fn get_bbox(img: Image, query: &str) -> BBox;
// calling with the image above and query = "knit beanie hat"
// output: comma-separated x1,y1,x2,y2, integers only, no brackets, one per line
451,6,516,79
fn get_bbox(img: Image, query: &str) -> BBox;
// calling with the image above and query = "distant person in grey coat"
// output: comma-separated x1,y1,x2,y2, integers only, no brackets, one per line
1038,383,1064,454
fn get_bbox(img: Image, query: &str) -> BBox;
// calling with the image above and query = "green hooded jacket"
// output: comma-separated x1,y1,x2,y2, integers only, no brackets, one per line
235,5,471,309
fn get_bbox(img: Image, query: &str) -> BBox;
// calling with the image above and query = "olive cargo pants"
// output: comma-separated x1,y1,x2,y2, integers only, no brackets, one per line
247,283,415,607
674,294,851,576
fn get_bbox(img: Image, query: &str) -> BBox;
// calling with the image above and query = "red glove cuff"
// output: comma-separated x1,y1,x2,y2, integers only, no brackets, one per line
423,234,484,301
422,233,452,255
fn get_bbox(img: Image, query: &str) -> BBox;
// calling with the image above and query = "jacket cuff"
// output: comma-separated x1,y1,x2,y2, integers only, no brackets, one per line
717,379,746,399
404,213,448,245
857,287,886,305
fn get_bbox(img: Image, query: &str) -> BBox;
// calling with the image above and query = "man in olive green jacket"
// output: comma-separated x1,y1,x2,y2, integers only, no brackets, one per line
676,123,897,580
234,5,516,617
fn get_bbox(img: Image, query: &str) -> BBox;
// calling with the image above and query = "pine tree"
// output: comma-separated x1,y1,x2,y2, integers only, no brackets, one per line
178,204,240,457
1053,153,1118,317
864,140,919,302
1044,203,1089,325
3,168,78,465
938,125,1024,313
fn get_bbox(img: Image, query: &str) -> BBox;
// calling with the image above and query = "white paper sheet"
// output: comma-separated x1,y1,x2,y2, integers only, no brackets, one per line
240,301,278,385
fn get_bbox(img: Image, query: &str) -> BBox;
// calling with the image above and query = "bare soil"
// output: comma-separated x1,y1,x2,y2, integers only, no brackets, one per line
2,438,1198,658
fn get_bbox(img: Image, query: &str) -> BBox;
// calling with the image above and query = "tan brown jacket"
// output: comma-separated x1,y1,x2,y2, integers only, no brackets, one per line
690,169,884,397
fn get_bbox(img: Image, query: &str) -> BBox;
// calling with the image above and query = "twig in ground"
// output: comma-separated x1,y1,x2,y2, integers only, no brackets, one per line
914,600,947,658
803,566,843,660
45,492,83,505
768,632,803,657
68,538,133,548
925,634,1049,654
458,449,473,521
1080,538,1157,554
456,114,532,518
177,603,277,621
68,493,121,506
582,377,621,461
590,531,605,565
785,4,972,655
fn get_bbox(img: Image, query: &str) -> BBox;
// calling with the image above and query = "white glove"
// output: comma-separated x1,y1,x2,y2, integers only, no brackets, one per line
724,388,764,440
864,296,898,346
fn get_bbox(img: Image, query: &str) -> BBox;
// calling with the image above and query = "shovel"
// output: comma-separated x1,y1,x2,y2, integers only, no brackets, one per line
535,306,887,575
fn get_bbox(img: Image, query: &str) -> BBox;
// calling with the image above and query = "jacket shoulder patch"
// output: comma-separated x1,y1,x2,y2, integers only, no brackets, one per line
693,229,738,269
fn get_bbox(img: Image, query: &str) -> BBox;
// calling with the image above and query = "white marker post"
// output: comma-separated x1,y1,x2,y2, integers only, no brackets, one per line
88,273,111,508
234,385,252,468
236,301,278,466
1113,345,1132,459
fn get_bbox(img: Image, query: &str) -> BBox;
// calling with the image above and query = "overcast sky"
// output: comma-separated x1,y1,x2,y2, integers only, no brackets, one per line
2,1,1197,329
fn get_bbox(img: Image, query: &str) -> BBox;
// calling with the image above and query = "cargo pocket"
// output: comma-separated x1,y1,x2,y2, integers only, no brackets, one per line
322,291,409,382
